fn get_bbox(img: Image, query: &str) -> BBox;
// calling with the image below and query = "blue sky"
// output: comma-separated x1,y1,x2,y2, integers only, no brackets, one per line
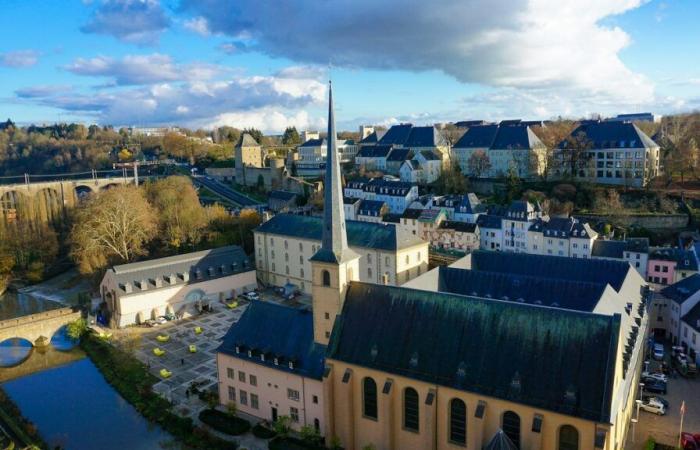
0,0,698,132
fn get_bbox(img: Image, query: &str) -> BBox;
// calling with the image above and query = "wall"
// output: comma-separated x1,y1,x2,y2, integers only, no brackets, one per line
575,213,688,230
0,308,82,345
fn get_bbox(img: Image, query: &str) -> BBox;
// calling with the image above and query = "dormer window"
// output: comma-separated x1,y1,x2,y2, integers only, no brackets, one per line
261,354,265,362
274,357,279,365
247,350,252,357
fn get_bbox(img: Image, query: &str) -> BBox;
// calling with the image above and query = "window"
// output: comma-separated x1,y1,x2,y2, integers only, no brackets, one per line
558,425,579,450
300,268,304,278
249,375,257,387
299,242,303,251
403,388,419,432
367,254,372,263
288,388,300,401
662,266,668,273
251,393,259,410
449,399,466,445
324,312,330,320
313,395,319,404
502,411,521,449
322,270,331,287
238,371,246,383
405,255,410,264
299,255,304,264
228,386,236,402
227,368,234,379
363,377,378,419
290,407,299,423
284,240,288,249
240,390,248,406
368,267,373,278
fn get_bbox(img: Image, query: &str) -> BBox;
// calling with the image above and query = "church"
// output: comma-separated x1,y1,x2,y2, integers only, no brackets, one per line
217,83,649,450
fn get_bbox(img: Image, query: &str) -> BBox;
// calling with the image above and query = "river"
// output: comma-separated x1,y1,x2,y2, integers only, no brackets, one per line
0,281,171,449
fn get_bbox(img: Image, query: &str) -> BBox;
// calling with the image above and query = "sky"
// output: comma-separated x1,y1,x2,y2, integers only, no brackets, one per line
0,0,699,133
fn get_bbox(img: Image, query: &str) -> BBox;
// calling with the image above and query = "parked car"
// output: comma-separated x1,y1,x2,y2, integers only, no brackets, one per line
642,395,669,409
681,433,700,450
156,316,168,325
144,319,158,327
245,291,260,301
642,371,669,383
640,398,666,415
643,379,667,395
653,345,665,360
678,353,689,365
672,345,685,357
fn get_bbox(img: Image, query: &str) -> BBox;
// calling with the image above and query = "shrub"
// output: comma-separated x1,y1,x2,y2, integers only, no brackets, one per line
252,423,276,439
199,408,251,436
268,436,325,450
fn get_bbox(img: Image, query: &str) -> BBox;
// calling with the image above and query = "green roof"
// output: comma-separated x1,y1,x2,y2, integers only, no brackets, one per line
255,213,424,251
327,282,620,423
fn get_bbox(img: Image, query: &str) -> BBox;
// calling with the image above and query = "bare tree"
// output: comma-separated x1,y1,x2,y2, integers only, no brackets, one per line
70,185,157,273
559,131,594,179
467,150,492,178
531,120,577,180
441,124,466,147
660,114,699,183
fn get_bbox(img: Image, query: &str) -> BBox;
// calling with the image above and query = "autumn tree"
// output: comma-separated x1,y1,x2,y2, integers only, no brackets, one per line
146,176,208,250
467,150,492,177
660,114,699,183
70,185,157,273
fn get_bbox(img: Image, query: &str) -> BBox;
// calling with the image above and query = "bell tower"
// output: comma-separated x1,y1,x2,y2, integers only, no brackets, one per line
310,82,360,345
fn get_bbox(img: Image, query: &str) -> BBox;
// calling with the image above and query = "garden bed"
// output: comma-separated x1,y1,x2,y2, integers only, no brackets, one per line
199,409,251,436
81,334,238,450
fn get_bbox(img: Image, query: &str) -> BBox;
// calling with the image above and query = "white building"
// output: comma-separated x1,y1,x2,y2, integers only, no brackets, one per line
343,178,419,214
501,201,542,253
477,215,503,251
254,213,428,293
431,193,484,223
527,217,598,258
99,246,256,328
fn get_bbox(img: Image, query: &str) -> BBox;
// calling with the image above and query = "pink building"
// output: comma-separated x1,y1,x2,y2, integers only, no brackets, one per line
216,301,326,433
647,247,698,286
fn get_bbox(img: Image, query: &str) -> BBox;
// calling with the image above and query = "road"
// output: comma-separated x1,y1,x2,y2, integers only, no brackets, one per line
193,176,262,207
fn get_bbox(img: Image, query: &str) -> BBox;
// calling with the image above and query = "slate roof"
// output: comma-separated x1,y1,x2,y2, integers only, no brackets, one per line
660,274,700,305
217,301,326,380
454,120,489,128
402,160,421,171
405,126,448,147
418,208,444,223
530,217,596,239
343,196,361,205
440,221,478,233
559,121,658,149
437,266,608,312
649,247,698,271
401,208,423,220
382,213,401,223
477,214,502,229
268,190,297,202
365,178,415,196
491,125,545,150
357,145,393,158
386,148,413,162
626,238,650,253
358,199,386,216
591,240,627,259
418,150,441,161
359,130,386,144
470,250,632,291
378,124,413,145
255,213,424,251
109,246,251,294
299,138,325,147
327,281,620,422
454,124,499,148
433,193,483,215
682,301,700,334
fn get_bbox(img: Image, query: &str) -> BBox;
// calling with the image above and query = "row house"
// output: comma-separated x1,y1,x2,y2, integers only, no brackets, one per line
501,201,543,253
528,217,598,258
591,238,650,279
431,193,484,223
647,247,698,286
654,275,700,363
343,178,419,214
296,138,358,176
398,150,444,184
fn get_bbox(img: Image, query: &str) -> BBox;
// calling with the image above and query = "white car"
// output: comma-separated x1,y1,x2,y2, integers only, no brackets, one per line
653,345,664,360
245,291,260,300
642,372,669,383
640,398,666,415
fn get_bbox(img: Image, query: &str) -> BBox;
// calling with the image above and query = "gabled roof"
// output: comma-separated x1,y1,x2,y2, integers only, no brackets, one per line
402,160,421,171
491,125,544,150
649,247,698,271
418,208,444,223
625,238,650,253
402,208,423,220
386,148,413,162
418,150,441,161
530,217,596,240
109,246,252,294
433,194,483,215
268,190,297,201
470,250,632,291
437,266,608,312
359,130,386,144
440,221,478,233
356,145,393,158
559,121,658,149
365,178,415,196
661,274,700,305
591,240,627,259
343,196,361,205
255,213,424,251
405,126,448,147
358,199,386,215
682,300,700,334
299,138,326,147
217,301,326,379
237,133,259,147
327,282,620,422
454,124,499,148
378,124,413,145
477,214,502,229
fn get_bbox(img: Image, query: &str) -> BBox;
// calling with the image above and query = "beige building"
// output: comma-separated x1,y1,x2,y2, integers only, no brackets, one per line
99,246,256,328
253,213,428,293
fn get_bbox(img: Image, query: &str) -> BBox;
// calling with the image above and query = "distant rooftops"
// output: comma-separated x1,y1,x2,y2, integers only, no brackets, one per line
661,274,700,305
454,123,544,150
376,124,448,148
559,121,658,149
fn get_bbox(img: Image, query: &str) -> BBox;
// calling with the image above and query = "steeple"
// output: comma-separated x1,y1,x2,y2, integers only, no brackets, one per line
310,82,358,264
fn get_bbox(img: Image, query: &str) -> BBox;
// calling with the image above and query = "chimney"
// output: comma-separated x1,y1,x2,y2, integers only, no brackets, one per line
154,277,163,288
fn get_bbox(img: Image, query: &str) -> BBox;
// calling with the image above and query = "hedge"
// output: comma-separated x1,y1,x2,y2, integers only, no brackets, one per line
199,409,251,436
252,423,276,439
81,334,238,450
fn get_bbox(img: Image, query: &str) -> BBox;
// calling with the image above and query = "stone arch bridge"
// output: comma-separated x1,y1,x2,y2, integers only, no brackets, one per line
0,176,134,223
0,307,82,347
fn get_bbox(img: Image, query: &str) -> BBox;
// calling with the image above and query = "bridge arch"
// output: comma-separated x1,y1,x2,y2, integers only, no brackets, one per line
0,308,82,349
0,337,33,367
100,183,121,191
1,189,28,223
74,184,94,201
34,187,63,223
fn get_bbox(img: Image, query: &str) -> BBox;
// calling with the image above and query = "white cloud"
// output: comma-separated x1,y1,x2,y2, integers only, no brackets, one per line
65,54,222,85
183,17,210,36
183,0,655,106
20,64,326,132
0,50,40,68
81,0,170,45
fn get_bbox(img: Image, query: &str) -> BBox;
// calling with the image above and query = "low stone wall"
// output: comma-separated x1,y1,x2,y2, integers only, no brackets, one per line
575,213,689,230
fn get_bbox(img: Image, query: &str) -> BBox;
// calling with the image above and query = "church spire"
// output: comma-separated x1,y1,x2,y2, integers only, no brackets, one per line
310,81,357,264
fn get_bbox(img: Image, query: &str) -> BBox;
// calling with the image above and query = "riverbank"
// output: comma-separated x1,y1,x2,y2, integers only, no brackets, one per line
80,334,238,450
0,385,47,449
